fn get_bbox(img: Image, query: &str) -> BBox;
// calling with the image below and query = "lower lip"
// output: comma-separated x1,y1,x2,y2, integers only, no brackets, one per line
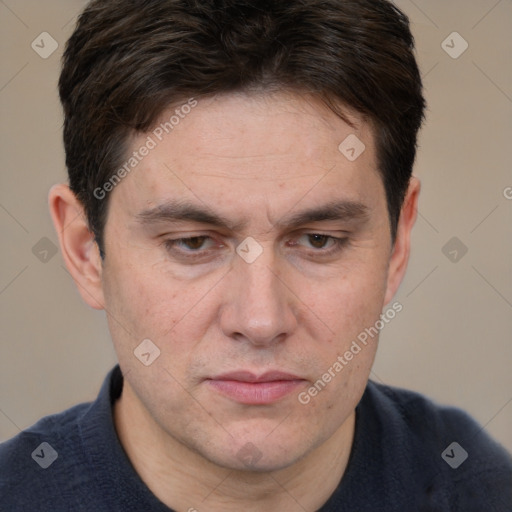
207,379,305,405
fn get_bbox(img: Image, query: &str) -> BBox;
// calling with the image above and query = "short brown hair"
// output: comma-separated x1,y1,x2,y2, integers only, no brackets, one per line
59,0,426,258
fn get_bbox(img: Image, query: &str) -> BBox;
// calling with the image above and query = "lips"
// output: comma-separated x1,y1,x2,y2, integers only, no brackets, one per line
206,371,306,405
212,371,303,383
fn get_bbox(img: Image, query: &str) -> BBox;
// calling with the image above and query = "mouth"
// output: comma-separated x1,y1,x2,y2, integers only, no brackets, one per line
206,371,307,405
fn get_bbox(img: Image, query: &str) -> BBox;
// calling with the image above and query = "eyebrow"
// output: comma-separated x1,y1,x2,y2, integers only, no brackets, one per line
136,199,244,229
135,198,370,232
283,199,370,226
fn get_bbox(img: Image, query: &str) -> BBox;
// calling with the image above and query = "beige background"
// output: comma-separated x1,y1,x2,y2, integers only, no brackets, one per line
1,0,511,454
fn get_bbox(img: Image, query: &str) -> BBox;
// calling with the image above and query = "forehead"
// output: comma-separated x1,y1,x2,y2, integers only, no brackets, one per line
109,91,384,228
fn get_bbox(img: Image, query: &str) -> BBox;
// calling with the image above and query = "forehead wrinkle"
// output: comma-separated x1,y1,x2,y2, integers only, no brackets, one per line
179,154,340,184
186,171,322,182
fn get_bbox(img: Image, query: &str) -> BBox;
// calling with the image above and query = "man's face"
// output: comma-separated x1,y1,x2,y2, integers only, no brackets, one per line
100,92,394,471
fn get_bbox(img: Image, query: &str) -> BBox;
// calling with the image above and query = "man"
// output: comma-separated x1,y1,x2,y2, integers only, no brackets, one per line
1,0,510,510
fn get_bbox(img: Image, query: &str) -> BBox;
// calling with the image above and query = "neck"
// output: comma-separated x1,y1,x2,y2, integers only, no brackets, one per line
114,379,355,512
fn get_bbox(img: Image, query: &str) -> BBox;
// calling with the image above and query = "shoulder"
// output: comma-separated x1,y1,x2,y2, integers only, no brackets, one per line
364,379,507,453
365,379,479,434
0,402,93,510
0,400,91,458
362,380,512,510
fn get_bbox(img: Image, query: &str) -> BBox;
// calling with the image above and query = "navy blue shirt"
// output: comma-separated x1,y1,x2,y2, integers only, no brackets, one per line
1,365,511,511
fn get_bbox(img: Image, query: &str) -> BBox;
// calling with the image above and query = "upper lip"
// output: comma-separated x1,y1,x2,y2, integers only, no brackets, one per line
209,371,304,383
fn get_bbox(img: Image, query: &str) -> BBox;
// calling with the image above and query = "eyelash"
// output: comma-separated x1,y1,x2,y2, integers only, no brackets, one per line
162,234,349,261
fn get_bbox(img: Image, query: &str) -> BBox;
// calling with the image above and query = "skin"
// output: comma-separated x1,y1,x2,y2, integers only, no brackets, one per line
49,91,420,511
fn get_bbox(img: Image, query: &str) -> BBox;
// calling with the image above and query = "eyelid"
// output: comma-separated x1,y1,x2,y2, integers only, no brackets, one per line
163,235,220,251
290,233,349,253
162,232,349,262
286,227,349,242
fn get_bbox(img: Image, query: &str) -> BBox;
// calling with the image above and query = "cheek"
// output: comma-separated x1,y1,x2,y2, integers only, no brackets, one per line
102,253,221,367
305,260,388,341
104,263,171,330
304,256,388,402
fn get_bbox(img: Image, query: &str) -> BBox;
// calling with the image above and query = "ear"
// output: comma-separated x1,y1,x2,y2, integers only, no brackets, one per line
48,184,105,310
383,176,420,305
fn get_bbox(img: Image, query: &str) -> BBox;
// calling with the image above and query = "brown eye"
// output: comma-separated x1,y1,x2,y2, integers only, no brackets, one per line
290,233,349,258
163,236,215,255
307,234,331,249
180,236,208,250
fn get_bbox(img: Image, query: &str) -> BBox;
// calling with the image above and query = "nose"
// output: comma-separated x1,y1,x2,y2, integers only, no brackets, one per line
219,243,298,347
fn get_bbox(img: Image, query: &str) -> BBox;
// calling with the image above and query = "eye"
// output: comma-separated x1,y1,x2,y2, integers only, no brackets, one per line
292,233,349,255
302,234,335,249
173,236,209,251
163,236,216,254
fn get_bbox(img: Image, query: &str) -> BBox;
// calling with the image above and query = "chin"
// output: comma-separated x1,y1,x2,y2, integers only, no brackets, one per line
216,451,301,474
197,433,314,474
